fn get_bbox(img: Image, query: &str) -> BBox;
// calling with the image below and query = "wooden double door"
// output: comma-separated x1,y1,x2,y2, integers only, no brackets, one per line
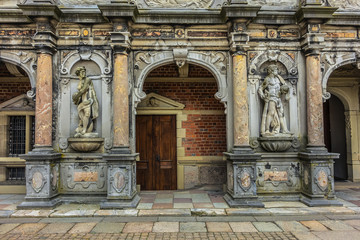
136,115,177,190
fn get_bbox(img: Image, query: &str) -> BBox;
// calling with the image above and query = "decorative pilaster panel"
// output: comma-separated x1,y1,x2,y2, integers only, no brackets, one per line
306,54,324,147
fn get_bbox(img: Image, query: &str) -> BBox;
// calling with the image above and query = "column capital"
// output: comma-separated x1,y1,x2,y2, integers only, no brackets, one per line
301,32,325,56
229,32,250,54
110,32,131,54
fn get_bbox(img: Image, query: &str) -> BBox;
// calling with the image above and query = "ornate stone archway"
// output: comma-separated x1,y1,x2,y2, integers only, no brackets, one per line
132,50,228,109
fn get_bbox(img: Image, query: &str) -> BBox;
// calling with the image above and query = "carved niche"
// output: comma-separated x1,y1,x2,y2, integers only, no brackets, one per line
133,50,228,109
58,49,113,151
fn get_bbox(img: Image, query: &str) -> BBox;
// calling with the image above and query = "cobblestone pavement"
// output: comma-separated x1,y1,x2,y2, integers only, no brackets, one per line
0,181,359,239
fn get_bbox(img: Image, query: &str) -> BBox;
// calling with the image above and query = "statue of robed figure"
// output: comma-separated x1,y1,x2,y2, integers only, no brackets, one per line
72,66,99,138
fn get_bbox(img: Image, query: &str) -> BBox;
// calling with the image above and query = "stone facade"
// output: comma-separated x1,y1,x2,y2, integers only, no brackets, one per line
0,0,359,207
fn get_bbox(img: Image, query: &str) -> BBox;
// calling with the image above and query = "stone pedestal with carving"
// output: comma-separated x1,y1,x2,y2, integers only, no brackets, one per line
224,150,264,208
18,148,61,209
299,150,342,206
100,153,140,209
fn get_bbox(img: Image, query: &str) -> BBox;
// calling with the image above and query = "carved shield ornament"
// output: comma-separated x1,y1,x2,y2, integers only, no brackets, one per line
315,169,328,192
31,171,45,193
237,169,252,192
112,171,126,193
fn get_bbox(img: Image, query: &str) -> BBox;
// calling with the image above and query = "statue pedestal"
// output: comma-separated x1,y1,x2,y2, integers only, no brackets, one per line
258,136,294,152
299,148,343,207
68,137,104,152
100,150,140,209
18,147,61,209
224,148,264,208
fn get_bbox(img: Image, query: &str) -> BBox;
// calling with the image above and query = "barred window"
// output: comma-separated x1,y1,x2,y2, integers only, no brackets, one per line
8,115,35,157
6,167,25,181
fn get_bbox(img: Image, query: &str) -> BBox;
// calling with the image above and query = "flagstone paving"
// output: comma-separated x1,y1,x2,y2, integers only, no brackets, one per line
0,182,359,238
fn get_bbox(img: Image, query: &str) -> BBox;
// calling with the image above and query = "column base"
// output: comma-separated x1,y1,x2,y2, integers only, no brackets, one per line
17,196,61,209
100,194,140,209
109,146,131,154
224,193,264,208
300,195,343,207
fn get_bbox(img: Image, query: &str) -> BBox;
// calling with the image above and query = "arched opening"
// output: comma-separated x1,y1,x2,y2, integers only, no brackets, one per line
324,94,347,180
324,63,360,181
135,63,227,190
0,60,34,192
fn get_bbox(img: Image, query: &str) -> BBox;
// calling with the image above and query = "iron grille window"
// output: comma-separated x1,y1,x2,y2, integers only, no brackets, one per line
8,116,26,157
6,167,25,181
31,116,35,150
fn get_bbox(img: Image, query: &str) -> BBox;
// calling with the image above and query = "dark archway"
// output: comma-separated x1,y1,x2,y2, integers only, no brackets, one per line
324,94,348,180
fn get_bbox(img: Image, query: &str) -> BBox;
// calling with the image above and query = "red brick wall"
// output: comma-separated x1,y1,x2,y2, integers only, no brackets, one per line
0,82,31,104
147,63,214,78
143,82,223,111
182,114,226,156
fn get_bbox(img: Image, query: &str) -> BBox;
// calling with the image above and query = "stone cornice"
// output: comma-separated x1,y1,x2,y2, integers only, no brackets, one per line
221,4,261,19
296,6,338,22
327,11,360,26
17,4,61,21
0,7,32,23
98,4,137,19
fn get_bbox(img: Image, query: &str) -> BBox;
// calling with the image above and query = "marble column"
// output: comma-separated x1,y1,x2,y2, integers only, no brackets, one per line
306,54,325,148
233,53,250,148
34,53,53,147
113,52,130,150
224,51,262,208
299,51,341,207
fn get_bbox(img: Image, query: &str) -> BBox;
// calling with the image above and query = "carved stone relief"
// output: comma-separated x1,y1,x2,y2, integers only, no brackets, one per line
237,168,252,192
321,52,357,101
111,169,127,193
136,0,224,8
26,165,50,197
60,163,107,192
257,163,300,190
315,168,330,192
248,0,298,7
0,50,37,89
328,0,360,10
50,164,59,191
107,164,136,197
133,50,228,109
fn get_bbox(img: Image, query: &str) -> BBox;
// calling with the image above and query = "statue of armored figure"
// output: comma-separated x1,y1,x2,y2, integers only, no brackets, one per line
258,64,292,137
72,66,99,138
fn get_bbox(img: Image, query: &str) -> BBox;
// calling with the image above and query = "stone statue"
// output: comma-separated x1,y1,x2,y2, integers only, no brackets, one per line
72,66,99,138
258,64,291,137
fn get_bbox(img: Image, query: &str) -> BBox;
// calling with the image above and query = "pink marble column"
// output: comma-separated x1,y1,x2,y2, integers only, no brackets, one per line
35,53,53,147
306,54,325,147
233,53,250,147
113,52,129,147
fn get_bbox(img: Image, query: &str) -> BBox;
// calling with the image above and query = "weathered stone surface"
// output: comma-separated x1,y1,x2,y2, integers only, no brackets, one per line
312,230,360,240
180,222,207,232
11,210,54,218
91,222,125,233
206,222,232,232
264,202,308,208
229,222,258,232
343,220,360,230
94,209,138,217
226,208,270,216
50,209,96,217
122,222,153,233
253,222,282,232
0,223,20,234
199,166,226,185
139,209,191,216
38,223,74,234
191,208,226,216
9,223,47,234
292,231,321,240
328,0,360,10
319,220,355,231
68,222,97,234
153,222,179,232
184,166,199,189
275,221,309,232
300,221,328,232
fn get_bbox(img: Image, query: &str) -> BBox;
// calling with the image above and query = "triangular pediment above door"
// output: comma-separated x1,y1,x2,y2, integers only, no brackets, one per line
137,93,185,110
0,94,35,111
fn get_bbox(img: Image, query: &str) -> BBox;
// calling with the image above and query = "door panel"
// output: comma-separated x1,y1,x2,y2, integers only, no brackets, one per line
136,115,177,190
